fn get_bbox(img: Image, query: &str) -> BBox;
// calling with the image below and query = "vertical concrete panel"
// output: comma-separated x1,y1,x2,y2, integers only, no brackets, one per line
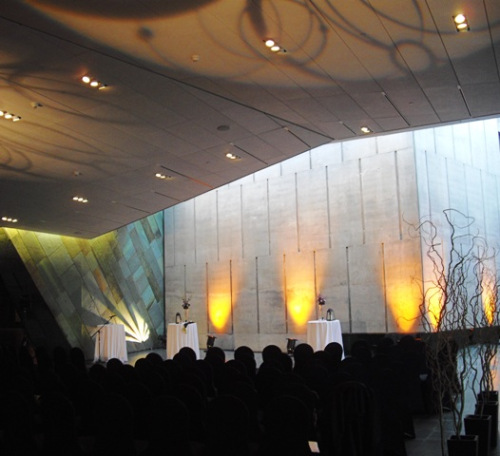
415,149,431,221
206,261,233,349
397,148,419,238
470,120,488,170
328,160,363,247
217,186,243,261
465,167,485,232
184,262,209,335
257,255,286,336
281,152,310,175
361,153,400,244
485,119,500,171
253,162,282,183
315,247,350,332
310,142,343,168
241,180,270,259
268,174,298,254
453,123,472,165
383,239,423,334
343,136,377,160
173,201,195,265
434,125,455,160
296,168,330,252
283,251,316,334
164,264,186,323
232,257,259,344
414,128,436,155
447,160,468,216
348,244,385,333
194,192,217,263
425,153,450,219
376,132,413,155
483,173,500,243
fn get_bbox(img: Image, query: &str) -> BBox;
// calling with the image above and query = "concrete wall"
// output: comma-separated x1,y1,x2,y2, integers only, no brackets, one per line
164,131,424,352
414,119,500,313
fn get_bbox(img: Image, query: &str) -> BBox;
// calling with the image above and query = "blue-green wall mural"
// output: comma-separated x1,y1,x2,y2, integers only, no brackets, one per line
3,212,164,360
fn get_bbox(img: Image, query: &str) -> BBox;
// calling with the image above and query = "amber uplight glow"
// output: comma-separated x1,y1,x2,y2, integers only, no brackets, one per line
481,271,497,325
386,283,421,333
209,294,231,331
286,287,314,326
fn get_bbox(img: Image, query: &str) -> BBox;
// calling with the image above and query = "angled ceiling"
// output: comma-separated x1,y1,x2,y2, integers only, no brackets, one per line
0,0,499,238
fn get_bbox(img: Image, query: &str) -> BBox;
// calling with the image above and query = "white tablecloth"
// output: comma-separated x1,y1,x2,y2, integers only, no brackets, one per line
94,324,128,363
167,322,200,359
306,319,344,353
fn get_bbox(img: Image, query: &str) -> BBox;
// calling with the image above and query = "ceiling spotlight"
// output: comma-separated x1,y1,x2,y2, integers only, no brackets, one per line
360,126,372,134
225,152,239,160
72,196,88,203
0,110,21,122
81,75,108,89
155,172,172,180
2,216,18,223
270,45,281,52
264,39,275,48
453,13,469,32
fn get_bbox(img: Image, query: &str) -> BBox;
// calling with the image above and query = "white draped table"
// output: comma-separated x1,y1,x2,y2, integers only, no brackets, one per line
167,322,200,359
94,324,128,363
306,319,344,354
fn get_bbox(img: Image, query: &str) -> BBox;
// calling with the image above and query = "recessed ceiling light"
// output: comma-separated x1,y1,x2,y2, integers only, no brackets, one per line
453,13,469,32
264,39,275,48
155,172,172,180
72,196,88,203
2,216,18,223
81,75,108,89
0,111,21,122
360,126,372,134
225,152,240,160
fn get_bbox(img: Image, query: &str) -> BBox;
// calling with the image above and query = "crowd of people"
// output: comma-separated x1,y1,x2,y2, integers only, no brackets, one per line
0,335,431,456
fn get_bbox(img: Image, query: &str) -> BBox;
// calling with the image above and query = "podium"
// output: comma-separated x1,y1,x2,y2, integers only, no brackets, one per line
167,322,200,359
306,319,344,354
94,324,128,363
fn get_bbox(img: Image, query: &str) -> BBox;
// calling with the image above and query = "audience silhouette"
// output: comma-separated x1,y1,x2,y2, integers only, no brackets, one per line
0,334,433,455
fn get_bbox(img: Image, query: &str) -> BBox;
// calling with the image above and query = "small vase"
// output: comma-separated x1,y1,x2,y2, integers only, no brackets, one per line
447,435,478,456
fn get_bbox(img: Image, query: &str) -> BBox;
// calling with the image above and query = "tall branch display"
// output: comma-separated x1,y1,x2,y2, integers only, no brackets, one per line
413,209,499,456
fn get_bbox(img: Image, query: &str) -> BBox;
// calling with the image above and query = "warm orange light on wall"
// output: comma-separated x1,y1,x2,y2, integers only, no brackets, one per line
208,294,231,331
426,287,443,330
386,283,420,333
287,288,314,326
481,272,497,325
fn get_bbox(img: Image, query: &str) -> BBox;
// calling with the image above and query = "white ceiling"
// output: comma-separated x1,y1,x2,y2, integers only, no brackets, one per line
0,0,499,238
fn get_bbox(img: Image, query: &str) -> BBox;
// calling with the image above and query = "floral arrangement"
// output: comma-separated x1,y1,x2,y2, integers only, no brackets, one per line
182,297,191,310
317,295,326,306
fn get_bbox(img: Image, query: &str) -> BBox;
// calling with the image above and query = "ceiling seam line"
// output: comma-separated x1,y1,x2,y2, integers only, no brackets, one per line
483,0,500,82
365,0,442,123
